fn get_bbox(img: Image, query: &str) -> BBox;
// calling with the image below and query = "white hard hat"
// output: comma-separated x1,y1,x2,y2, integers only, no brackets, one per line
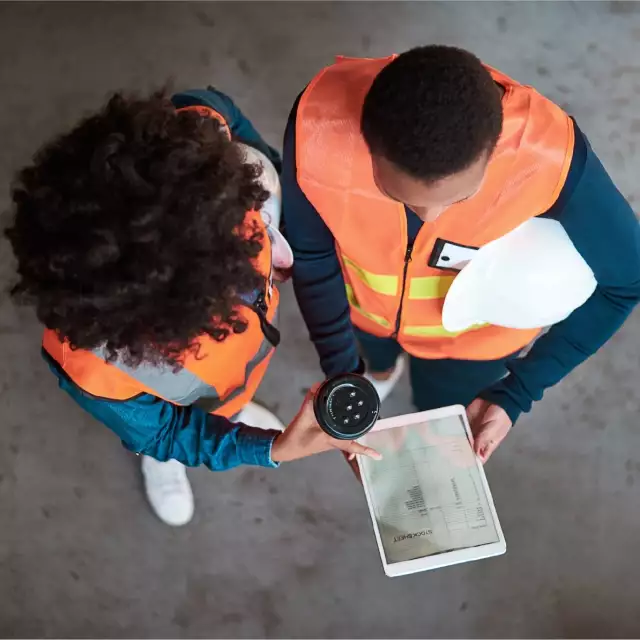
236,143,293,270
442,217,597,332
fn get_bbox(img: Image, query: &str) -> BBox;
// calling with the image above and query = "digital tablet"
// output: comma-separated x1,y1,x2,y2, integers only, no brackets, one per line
358,405,506,577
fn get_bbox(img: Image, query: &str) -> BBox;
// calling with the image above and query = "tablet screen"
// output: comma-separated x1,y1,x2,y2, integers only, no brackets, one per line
360,414,500,565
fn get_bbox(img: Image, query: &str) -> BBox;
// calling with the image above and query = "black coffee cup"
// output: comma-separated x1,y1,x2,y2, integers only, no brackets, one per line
313,373,381,440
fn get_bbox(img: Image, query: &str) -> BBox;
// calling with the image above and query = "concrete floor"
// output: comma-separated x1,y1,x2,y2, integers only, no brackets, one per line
1,2,639,638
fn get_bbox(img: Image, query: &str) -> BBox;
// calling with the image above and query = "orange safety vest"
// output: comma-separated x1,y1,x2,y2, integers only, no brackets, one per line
296,56,575,360
43,105,279,418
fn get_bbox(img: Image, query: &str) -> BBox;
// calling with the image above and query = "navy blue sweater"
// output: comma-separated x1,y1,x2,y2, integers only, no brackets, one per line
282,97,640,423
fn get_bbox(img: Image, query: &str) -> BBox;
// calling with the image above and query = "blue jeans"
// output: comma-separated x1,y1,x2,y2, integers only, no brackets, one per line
355,329,516,410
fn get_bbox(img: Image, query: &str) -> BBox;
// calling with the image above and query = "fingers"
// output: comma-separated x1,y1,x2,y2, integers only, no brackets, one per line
473,432,493,462
472,404,512,463
471,419,495,461
466,398,490,447
474,433,502,463
272,267,293,283
334,438,382,461
304,382,321,401
291,383,322,424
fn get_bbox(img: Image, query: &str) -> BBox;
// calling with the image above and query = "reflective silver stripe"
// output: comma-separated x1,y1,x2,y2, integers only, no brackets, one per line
194,337,274,413
91,336,274,411
92,345,220,405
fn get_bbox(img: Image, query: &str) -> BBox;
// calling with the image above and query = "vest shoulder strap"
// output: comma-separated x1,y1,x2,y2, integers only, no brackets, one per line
297,56,394,192
172,89,232,139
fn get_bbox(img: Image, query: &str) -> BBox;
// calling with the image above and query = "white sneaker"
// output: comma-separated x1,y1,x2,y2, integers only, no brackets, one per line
363,355,406,402
237,401,285,431
141,456,194,527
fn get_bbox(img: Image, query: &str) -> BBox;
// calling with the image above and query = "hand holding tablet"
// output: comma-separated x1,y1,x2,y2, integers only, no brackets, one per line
357,405,506,577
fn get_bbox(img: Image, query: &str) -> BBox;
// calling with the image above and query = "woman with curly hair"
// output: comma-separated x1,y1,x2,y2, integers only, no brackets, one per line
5,88,380,526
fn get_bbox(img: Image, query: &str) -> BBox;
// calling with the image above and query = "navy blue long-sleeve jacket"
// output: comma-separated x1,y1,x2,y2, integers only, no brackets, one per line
282,96,640,423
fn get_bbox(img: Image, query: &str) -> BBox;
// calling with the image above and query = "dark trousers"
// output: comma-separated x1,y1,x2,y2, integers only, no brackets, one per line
355,328,516,410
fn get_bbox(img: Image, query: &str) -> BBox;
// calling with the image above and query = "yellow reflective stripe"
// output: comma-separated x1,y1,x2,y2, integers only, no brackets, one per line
408,275,456,300
342,255,398,296
403,325,463,337
345,284,391,328
403,323,488,337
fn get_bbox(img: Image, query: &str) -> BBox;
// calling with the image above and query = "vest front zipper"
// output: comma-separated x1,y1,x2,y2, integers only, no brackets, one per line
252,292,281,347
392,243,413,339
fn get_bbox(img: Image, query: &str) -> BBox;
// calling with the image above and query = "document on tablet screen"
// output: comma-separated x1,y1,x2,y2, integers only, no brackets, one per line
360,414,500,564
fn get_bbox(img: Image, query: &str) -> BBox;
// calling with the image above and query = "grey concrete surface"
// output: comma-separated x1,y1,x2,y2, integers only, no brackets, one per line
1,2,639,638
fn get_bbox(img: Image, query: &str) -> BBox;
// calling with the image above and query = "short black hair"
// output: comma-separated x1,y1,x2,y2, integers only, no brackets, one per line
361,45,503,182
5,91,268,367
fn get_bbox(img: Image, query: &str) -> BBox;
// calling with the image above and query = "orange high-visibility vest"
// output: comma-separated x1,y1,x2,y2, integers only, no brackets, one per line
296,56,575,360
43,106,279,418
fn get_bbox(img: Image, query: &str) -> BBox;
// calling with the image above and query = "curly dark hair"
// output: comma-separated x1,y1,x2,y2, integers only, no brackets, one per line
361,45,503,182
5,90,270,366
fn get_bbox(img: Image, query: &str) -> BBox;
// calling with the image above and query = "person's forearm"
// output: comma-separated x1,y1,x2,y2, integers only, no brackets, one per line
145,409,279,470
48,358,279,470
291,251,361,377
481,284,640,423
282,96,360,377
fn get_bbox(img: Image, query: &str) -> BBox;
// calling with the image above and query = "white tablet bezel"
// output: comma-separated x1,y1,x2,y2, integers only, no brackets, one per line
358,404,506,578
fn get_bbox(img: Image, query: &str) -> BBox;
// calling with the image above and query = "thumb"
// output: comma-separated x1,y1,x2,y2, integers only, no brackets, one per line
466,397,489,448
467,398,489,435
466,397,488,426
289,383,321,427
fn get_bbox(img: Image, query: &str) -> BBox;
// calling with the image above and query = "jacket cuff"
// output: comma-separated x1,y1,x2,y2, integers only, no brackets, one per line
352,357,366,375
322,353,363,379
479,379,530,426
236,426,281,468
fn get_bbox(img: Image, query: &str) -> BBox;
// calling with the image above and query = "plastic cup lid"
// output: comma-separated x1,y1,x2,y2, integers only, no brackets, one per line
314,374,380,440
